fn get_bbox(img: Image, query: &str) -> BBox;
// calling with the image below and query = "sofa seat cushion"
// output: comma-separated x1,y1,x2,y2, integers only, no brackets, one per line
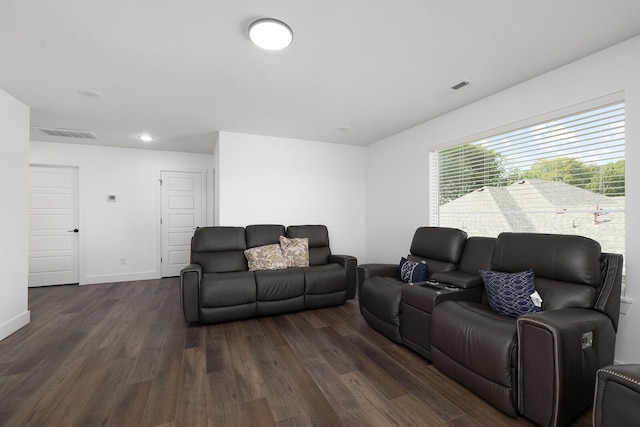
200,271,256,308
255,269,305,316
302,263,346,295
255,268,305,301
431,300,518,388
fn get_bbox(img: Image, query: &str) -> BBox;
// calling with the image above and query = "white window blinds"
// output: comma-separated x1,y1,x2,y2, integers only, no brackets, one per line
429,102,625,258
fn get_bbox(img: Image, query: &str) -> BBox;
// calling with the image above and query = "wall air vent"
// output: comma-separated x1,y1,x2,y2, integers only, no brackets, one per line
33,127,98,139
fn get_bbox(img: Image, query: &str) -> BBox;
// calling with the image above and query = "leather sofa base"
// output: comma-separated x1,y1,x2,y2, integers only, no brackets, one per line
401,303,432,358
257,296,305,316
199,303,257,324
431,347,517,417
431,300,518,416
361,305,402,343
305,291,347,309
359,276,404,343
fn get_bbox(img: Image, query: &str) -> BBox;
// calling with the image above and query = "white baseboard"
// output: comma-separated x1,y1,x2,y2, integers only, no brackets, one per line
81,271,158,285
0,310,31,342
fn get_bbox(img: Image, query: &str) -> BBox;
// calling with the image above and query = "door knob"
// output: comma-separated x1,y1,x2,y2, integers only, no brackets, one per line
67,229,79,233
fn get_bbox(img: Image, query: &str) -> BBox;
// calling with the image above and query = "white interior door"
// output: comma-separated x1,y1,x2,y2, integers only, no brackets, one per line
161,170,205,277
28,165,79,287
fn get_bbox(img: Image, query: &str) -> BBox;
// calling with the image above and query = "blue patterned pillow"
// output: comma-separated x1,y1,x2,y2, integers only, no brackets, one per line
400,257,428,283
479,269,541,317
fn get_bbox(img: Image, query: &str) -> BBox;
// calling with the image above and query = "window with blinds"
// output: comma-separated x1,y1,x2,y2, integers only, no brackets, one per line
429,101,625,262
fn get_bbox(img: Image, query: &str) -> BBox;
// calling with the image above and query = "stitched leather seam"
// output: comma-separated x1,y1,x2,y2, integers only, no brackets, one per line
593,368,640,426
599,369,640,386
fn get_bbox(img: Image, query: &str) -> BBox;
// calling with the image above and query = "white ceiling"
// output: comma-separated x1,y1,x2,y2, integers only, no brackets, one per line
1,1,640,154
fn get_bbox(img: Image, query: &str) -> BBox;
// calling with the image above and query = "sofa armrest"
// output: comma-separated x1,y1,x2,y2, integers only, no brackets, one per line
517,308,616,427
356,263,399,300
430,271,484,289
594,364,640,427
329,254,358,299
180,263,202,323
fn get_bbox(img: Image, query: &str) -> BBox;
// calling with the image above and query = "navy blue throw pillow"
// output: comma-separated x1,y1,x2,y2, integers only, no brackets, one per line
479,269,541,317
400,257,428,283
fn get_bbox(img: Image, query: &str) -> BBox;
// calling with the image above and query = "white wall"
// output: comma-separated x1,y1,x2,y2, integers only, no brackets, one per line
0,89,30,340
217,131,366,262
365,35,640,363
29,141,215,284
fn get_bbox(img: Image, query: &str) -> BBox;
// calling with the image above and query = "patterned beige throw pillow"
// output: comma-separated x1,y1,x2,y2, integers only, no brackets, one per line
244,244,288,271
279,236,310,267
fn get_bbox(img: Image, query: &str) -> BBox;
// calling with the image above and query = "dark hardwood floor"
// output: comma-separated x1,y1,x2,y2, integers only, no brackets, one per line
0,279,592,426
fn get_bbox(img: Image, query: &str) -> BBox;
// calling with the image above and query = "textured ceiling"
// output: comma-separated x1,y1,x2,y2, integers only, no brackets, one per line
1,1,640,153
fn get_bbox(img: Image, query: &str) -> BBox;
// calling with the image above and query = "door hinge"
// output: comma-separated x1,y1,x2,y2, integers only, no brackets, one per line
160,218,163,224
160,257,163,263
159,179,163,185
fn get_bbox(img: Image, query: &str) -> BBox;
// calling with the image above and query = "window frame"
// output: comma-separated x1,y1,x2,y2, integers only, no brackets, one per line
429,93,625,287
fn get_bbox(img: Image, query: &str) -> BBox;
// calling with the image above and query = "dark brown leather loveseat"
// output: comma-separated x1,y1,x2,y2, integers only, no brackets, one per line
181,224,357,323
358,227,623,427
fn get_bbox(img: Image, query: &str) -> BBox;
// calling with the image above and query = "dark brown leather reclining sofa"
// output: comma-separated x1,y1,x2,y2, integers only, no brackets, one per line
358,227,623,427
181,224,357,324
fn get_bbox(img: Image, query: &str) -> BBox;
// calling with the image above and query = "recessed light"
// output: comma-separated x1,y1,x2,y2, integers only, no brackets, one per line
249,18,293,51
78,89,104,99
139,134,154,142
337,125,351,132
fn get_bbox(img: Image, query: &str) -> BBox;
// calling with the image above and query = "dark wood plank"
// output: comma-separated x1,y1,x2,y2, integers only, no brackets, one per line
320,326,407,400
271,344,345,426
225,329,270,404
306,361,384,426
207,370,241,426
175,346,214,427
237,397,277,427
347,333,470,422
107,380,153,427
139,334,184,426
0,279,593,426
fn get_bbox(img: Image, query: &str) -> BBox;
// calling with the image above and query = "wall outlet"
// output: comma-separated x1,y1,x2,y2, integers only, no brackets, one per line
620,296,633,315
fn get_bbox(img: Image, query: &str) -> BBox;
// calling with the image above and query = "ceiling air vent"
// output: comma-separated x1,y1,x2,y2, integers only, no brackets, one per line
434,80,473,98
33,127,98,139
451,80,471,90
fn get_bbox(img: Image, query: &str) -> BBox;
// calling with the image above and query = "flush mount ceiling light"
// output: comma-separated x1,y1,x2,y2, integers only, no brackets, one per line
249,18,293,51
78,89,104,99
139,134,154,142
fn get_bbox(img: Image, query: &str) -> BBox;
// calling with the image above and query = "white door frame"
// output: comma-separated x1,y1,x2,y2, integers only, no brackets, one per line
29,160,87,285
156,168,208,277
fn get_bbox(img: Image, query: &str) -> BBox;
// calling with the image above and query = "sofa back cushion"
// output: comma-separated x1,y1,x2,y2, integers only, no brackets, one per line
191,226,248,273
458,236,496,274
407,227,467,275
491,232,602,310
287,225,330,266
246,224,286,248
